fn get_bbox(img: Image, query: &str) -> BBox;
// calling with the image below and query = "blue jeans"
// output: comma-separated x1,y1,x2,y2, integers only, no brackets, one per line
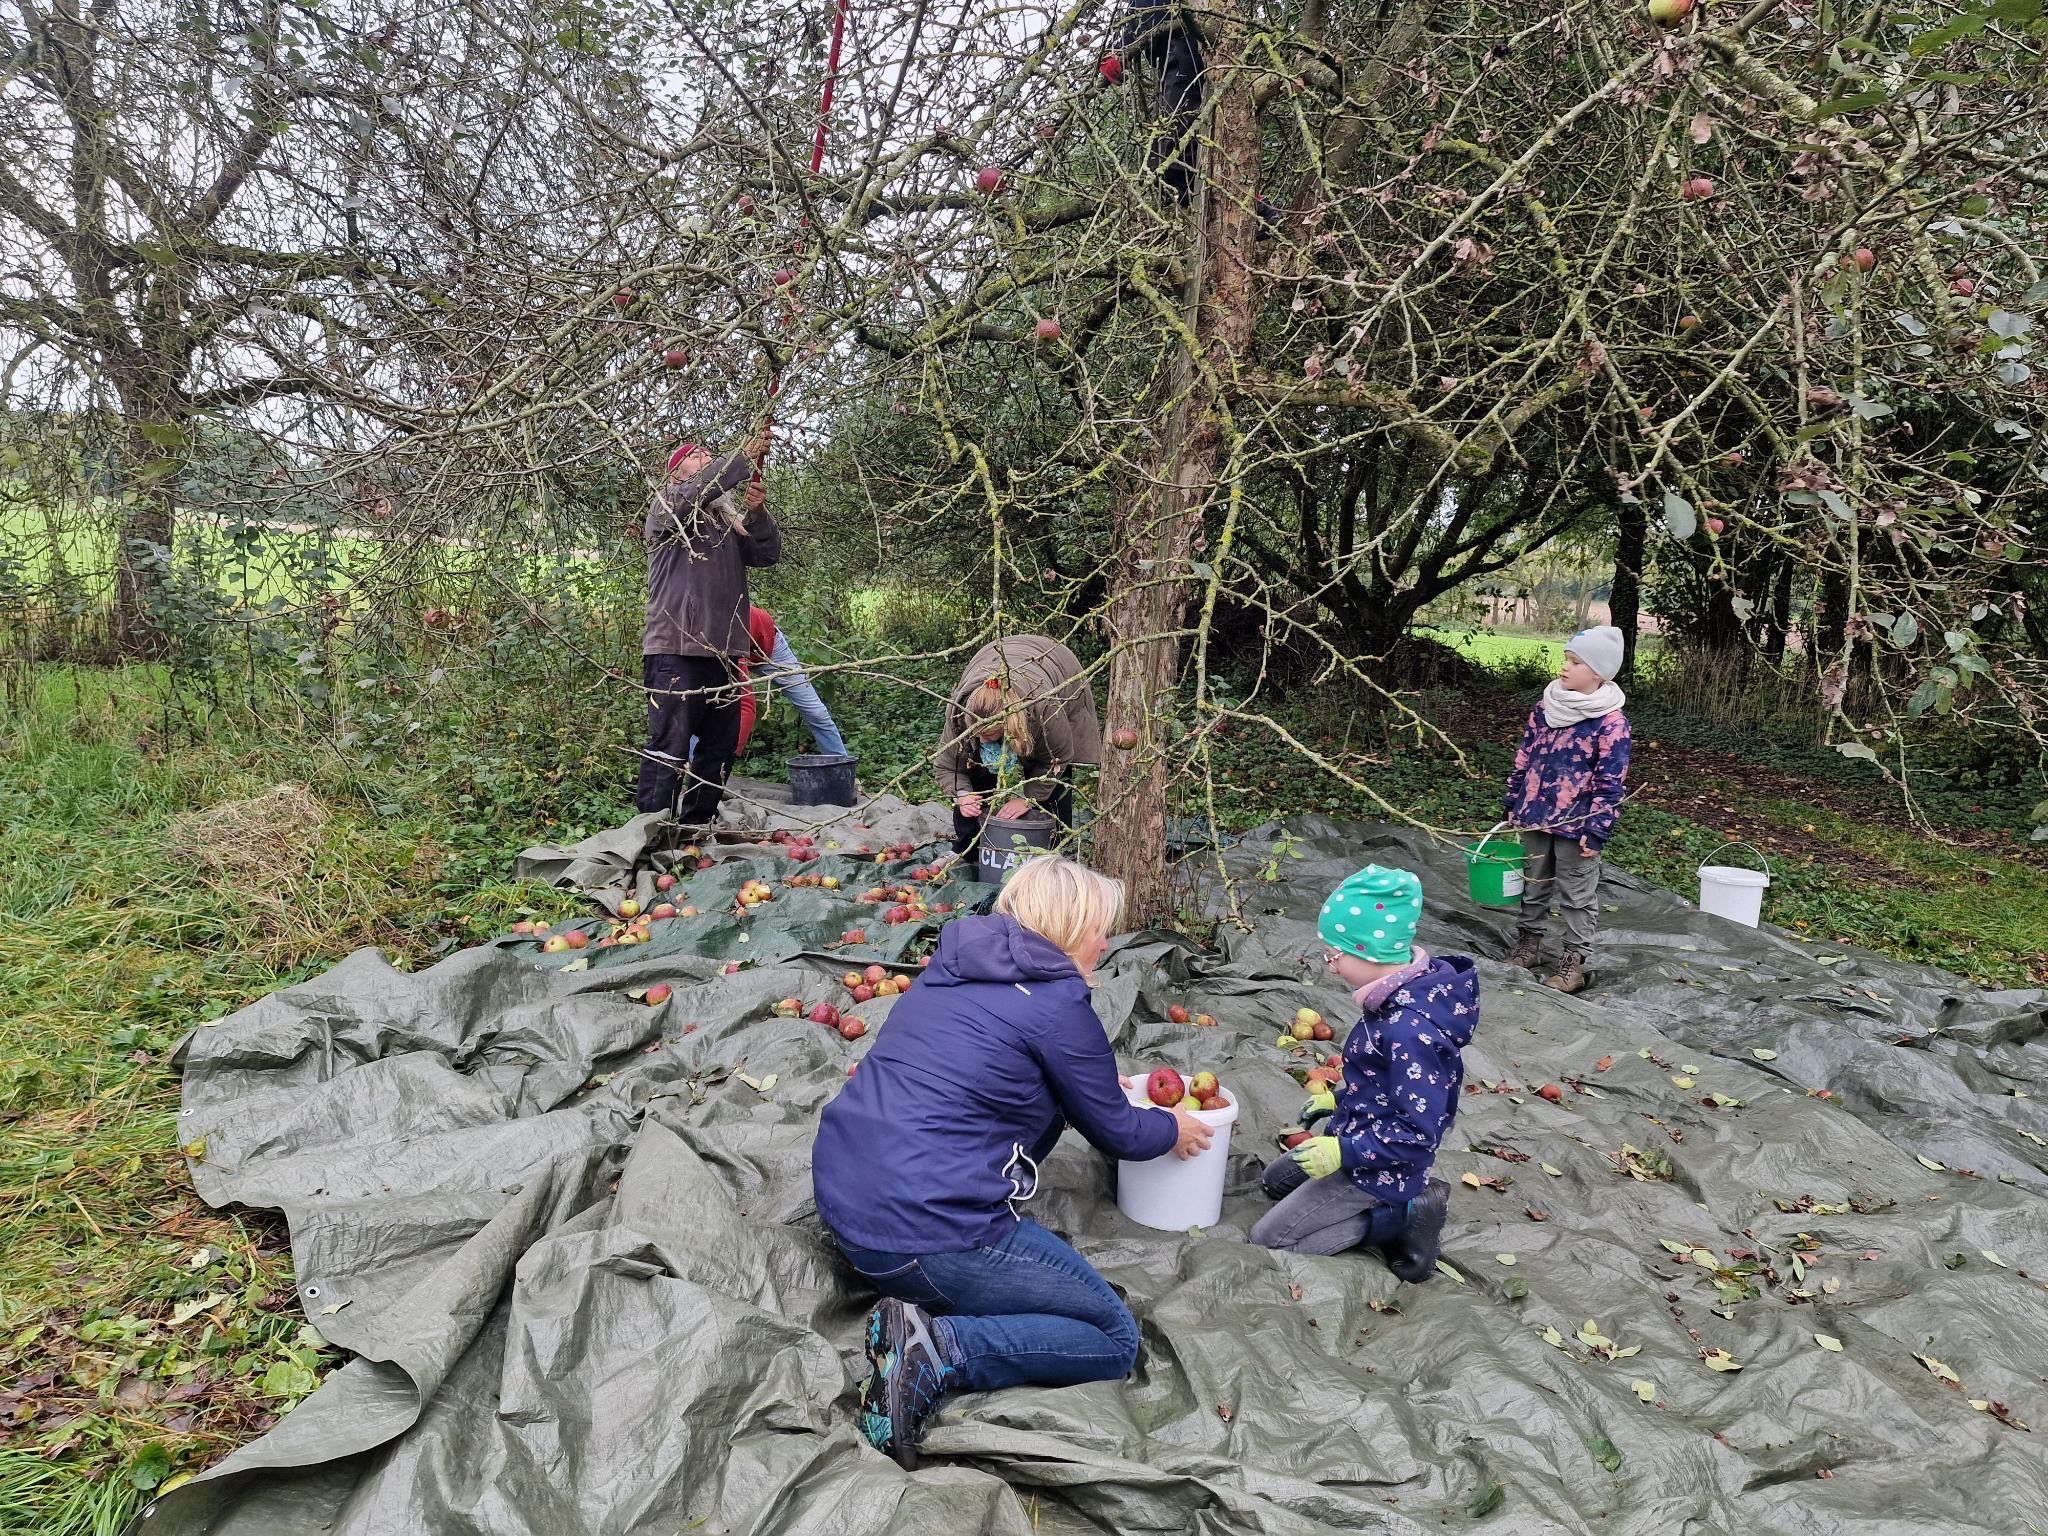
758,632,847,756
834,1219,1139,1394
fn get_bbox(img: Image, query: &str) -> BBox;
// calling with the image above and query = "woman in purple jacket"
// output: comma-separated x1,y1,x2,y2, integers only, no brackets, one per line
813,855,1211,1469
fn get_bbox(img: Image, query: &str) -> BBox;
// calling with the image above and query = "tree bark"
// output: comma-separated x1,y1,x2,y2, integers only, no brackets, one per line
110,396,184,657
1094,2,1259,924
1610,496,1646,680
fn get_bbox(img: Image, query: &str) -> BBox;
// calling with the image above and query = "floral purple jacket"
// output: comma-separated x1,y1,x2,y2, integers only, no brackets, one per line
1502,704,1633,851
1326,954,1479,1201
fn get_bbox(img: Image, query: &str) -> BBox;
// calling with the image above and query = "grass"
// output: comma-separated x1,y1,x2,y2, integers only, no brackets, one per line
0,636,2041,1524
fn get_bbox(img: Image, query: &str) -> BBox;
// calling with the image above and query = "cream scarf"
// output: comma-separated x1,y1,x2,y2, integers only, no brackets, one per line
1541,679,1626,728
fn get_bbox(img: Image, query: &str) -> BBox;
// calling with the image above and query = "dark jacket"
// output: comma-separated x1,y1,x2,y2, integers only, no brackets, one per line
642,452,781,657
813,914,1176,1253
933,636,1103,810
1502,705,1633,851
1326,954,1480,1201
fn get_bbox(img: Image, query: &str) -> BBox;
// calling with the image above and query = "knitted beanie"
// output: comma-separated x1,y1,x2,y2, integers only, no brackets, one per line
1317,865,1424,963
1565,625,1625,681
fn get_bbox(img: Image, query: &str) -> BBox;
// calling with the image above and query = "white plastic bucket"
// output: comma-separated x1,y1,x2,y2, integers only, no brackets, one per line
1698,843,1771,928
1115,1081,1239,1231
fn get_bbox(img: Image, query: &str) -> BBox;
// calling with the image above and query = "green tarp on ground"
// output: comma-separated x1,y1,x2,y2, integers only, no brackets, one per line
149,801,2048,1534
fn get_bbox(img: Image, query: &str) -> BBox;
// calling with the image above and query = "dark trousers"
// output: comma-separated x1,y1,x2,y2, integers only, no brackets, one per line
634,653,743,825
949,764,1074,858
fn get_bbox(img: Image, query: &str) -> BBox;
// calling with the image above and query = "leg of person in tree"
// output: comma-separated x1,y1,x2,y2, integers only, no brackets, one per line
759,631,848,756
950,762,998,858
635,654,697,816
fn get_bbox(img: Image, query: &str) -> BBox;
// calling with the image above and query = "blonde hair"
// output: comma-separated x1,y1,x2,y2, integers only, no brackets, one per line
996,854,1124,969
963,677,1035,759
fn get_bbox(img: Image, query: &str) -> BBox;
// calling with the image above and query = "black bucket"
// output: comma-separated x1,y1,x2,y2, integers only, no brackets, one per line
975,812,1058,883
788,752,858,807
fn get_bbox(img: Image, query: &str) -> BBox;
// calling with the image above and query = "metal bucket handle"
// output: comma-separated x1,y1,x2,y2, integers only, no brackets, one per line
1700,841,1773,878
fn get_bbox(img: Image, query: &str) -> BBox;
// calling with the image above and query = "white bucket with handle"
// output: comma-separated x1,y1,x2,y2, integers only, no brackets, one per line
1116,1081,1239,1231
1698,842,1772,928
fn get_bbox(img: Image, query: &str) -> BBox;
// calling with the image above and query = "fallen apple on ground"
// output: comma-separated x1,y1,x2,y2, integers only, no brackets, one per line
655,872,677,891
1167,1004,1191,1024
1537,1083,1565,1102
644,983,672,1005
841,927,867,944
839,1017,867,1040
650,903,676,920
542,935,570,954
564,930,588,950
808,1002,841,1027
772,998,801,1018
619,899,641,919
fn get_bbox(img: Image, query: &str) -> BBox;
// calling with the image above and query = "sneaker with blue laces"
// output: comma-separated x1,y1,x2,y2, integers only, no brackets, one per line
857,1297,954,1469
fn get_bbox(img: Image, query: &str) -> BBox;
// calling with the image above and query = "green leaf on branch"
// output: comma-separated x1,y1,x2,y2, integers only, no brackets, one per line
1661,491,1697,541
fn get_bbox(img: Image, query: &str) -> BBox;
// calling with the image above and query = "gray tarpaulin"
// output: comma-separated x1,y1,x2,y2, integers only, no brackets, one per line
149,812,2048,1534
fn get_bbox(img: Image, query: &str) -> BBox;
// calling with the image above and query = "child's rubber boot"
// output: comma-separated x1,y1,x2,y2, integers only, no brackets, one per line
1543,951,1588,995
1385,1180,1451,1284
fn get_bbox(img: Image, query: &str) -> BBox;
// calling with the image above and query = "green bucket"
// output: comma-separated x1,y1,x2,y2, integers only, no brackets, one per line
1464,824,1524,909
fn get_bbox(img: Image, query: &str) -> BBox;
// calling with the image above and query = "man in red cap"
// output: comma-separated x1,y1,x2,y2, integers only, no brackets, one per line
636,433,778,826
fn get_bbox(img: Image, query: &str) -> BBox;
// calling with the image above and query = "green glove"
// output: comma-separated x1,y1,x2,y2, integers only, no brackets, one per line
1289,1136,1343,1180
1298,1085,1336,1126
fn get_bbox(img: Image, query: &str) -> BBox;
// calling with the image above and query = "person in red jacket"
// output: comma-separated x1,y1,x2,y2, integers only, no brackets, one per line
695,606,850,759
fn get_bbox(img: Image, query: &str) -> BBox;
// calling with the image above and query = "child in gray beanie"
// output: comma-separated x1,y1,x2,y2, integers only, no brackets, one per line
1500,625,1633,993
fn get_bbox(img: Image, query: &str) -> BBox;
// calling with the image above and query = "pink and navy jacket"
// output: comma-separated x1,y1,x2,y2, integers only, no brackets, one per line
1502,704,1632,851
1326,953,1480,1201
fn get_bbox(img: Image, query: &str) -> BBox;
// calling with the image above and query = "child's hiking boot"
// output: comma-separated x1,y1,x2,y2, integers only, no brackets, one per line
1385,1180,1450,1283
1506,932,1546,971
858,1297,955,1470
1543,951,1588,995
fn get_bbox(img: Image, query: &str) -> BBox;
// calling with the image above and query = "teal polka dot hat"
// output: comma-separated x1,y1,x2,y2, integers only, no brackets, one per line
1317,865,1423,963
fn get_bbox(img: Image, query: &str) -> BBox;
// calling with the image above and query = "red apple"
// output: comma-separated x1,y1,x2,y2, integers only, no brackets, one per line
839,1016,867,1040
645,983,672,1005
772,267,794,286
736,193,756,214
1034,317,1062,342
655,872,677,891
842,927,867,944
1311,1021,1334,1041
1167,1004,1191,1024
1951,277,1975,296
1145,1066,1187,1108
1847,247,1875,272
564,930,588,950
1109,726,1138,750
1706,516,1726,536
662,348,688,369
853,984,876,1003
1197,1095,1222,1112
1536,1083,1564,1102
1099,53,1123,83
975,165,1005,194
511,920,534,935
773,997,801,1017
1646,0,1694,24
650,902,677,920
1282,1129,1312,1149
1680,176,1714,201
612,289,634,308
863,964,887,984
1190,1071,1218,1097
808,1002,840,1027
1678,314,1700,331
